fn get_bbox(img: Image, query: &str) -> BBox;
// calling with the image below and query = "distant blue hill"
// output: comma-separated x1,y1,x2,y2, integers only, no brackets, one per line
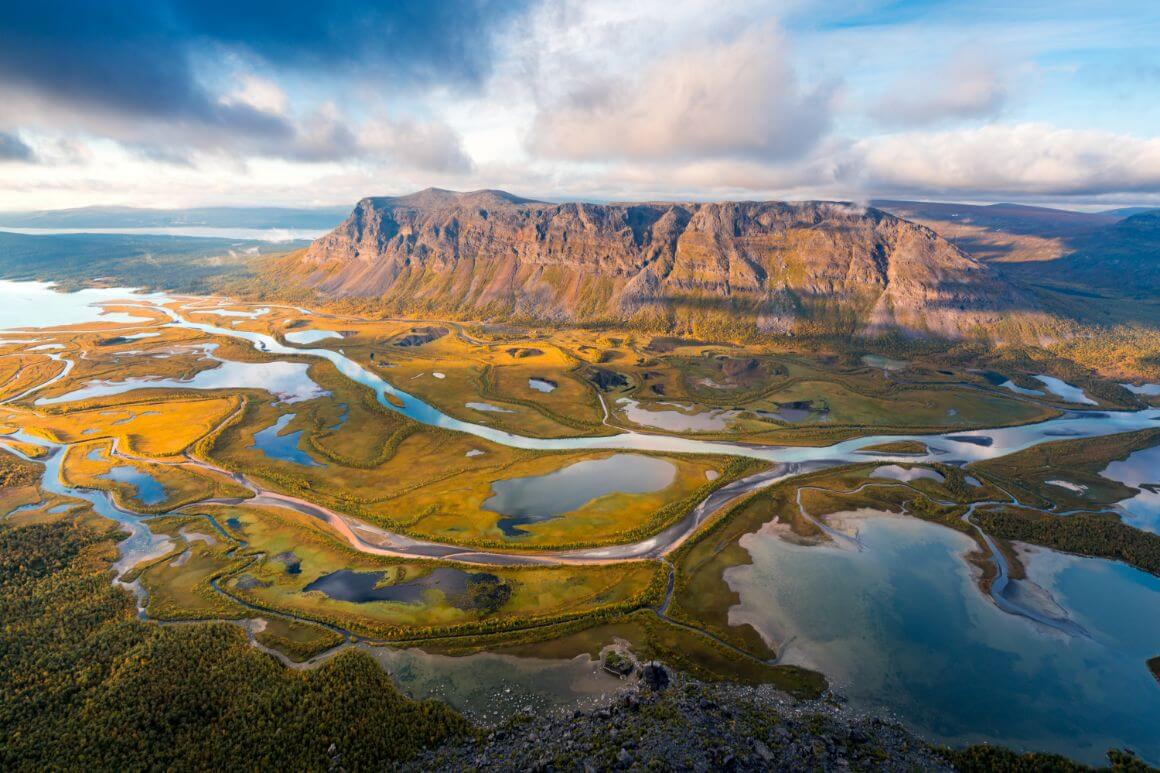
1099,206,1160,218
0,205,351,230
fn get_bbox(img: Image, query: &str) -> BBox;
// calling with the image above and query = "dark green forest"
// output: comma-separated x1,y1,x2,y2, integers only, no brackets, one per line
976,509,1160,576
0,517,470,771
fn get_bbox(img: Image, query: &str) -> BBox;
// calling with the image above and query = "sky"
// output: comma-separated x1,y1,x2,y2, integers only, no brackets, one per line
0,0,1157,211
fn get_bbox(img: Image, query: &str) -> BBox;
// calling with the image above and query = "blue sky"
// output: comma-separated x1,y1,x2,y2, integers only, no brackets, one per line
0,0,1156,209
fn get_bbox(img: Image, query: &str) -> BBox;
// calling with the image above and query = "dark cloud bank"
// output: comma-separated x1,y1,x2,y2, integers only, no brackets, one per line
0,0,531,164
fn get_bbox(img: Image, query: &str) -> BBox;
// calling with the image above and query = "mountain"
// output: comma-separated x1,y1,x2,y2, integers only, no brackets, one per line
1099,206,1160,218
872,200,1118,239
1039,212,1160,295
287,188,1045,340
871,200,1126,266
0,205,350,230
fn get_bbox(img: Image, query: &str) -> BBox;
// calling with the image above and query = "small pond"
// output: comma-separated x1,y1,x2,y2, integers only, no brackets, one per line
466,401,514,414
304,567,503,609
870,465,945,483
528,378,557,393
483,454,676,536
756,400,829,424
250,414,323,467
617,398,739,432
99,463,168,506
285,329,341,344
1034,375,1096,405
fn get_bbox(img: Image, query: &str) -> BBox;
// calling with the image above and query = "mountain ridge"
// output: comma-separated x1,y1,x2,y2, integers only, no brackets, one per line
291,189,1046,340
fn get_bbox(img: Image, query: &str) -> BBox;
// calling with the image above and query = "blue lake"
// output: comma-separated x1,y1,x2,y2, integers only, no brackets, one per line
285,329,341,344
726,513,1160,765
39,358,328,406
1034,375,1097,405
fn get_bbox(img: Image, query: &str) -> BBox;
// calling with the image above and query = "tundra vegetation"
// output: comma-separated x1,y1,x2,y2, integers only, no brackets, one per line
2,290,1159,767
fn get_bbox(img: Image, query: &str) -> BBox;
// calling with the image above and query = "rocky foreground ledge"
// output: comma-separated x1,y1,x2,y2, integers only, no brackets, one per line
403,663,1149,772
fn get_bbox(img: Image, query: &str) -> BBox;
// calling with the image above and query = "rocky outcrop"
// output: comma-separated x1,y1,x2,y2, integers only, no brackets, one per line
295,188,1043,339
403,671,1033,772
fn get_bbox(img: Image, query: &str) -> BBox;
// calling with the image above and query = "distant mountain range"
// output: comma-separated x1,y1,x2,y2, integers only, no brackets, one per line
875,200,1160,301
0,205,351,230
1041,212,1160,296
289,188,1047,339
872,200,1121,238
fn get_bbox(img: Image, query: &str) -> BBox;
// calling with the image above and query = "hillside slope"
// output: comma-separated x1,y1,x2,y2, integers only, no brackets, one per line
291,188,1044,339
1044,213,1160,296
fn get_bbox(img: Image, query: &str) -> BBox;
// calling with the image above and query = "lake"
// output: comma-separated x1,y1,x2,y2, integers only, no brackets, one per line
38,357,328,405
483,453,676,536
0,226,325,242
726,512,1160,765
1101,444,1160,534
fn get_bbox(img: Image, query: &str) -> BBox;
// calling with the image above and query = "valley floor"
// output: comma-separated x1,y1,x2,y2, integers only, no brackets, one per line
1,282,1158,766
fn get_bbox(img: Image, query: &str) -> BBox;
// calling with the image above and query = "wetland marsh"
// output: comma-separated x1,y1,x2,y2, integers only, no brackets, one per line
2,280,1158,765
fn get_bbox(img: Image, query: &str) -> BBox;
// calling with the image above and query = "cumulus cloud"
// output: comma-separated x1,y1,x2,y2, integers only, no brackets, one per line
0,132,36,163
870,49,1010,127
359,118,475,175
529,25,833,163
848,123,1160,197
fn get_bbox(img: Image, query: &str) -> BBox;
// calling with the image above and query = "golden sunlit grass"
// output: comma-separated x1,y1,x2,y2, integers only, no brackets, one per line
20,395,241,458
178,503,666,642
0,354,65,402
379,451,738,548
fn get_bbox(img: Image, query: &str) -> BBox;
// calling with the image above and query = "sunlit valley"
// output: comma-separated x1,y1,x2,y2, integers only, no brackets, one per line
1,3,1159,772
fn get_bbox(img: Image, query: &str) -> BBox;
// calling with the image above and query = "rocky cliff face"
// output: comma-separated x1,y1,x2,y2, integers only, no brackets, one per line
296,188,1040,338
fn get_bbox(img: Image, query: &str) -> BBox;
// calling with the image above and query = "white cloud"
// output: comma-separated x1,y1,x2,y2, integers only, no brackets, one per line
849,123,1160,196
1,1,1158,210
529,24,832,163
869,49,1012,126
221,74,289,116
